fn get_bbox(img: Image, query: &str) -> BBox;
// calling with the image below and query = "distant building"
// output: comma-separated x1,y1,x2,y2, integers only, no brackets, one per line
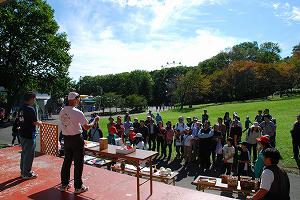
80,95,96,112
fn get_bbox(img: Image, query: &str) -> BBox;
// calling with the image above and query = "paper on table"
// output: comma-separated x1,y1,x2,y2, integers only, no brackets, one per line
84,155,96,162
85,141,99,148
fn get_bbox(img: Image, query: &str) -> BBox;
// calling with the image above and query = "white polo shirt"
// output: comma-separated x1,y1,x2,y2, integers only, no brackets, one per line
59,106,88,136
260,169,274,191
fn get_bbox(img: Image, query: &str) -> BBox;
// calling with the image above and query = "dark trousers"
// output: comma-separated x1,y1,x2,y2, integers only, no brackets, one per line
270,135,276,147
148,134,156,151
226,127,230,138
247,143,257,161
175,145,182,157
166,142,172,157
292,139,300,158
61,134,84,189
12,134,20,144
20,137,36,176
238,163,248,176
223,163,232,175
216,154,223,172
199,139,211,169
156,137,165,155
162,141,167,156
211,140,217,163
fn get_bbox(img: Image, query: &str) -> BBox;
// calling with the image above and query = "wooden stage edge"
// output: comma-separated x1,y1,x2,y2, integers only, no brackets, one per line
0,147,231,200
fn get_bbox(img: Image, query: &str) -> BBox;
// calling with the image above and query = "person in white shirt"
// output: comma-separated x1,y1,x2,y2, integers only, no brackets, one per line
174,116,188,158
223,137,235,175
191,120,201,161
59,92,100,194
247,148,290,200
136,133,145,149
183,127,193,164
246,122,261,162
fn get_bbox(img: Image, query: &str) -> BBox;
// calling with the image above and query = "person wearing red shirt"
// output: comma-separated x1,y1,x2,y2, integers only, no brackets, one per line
129,127,136,145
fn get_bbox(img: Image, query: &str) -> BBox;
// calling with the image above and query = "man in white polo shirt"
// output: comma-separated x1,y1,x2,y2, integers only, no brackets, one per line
247,148,290,200
59,92,100,194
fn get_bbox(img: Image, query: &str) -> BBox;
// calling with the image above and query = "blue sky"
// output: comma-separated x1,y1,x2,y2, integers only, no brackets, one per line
46,0,300,80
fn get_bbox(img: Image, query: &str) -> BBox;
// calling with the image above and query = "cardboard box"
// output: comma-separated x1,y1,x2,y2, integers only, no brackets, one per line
99,138,108,151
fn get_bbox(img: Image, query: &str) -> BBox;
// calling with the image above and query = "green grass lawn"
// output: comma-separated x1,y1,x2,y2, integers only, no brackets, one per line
98,97,300,169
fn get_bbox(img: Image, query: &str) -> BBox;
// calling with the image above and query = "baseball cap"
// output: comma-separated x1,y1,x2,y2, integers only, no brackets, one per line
68,92,80,100
251,122,260,128
256,136,270,143
136,133,142,138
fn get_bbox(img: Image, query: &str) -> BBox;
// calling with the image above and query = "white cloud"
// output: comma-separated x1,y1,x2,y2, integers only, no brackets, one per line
150,0,225,31
272,3,280,10
271,2,300,23
105,0,226,31
106,0,160,8
54,0,240,80
99,27,114,39
68,28,241,79
291,6,300,21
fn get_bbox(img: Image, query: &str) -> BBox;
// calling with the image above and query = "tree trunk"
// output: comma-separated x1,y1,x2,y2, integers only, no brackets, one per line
180,94,185,110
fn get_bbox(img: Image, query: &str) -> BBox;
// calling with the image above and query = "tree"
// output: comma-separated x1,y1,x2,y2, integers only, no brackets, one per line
174,69,210,108
125,94,147,112
209,70,231,102
224,61,258,100
114,94,125,112
151,66,189,106
103,92,119,113
127,70,153,100
292,43,300,59
198,50,231,74
0,0,72,116
290,43,300,87
258,42,281,63
231,41,260,62
254,63,281,98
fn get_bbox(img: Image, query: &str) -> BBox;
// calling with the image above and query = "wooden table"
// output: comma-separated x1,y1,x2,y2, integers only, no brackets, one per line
192,175,258,196
111,164,178,186
85,144,158,200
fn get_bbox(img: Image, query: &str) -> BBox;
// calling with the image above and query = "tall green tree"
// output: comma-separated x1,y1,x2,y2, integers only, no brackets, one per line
258,42,281,63
292,43,300,58
0,0,72,115
125,94,147,112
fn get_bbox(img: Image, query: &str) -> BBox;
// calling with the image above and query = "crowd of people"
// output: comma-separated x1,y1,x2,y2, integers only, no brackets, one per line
13,91,296,198
89,108,292,199
83,109,281,176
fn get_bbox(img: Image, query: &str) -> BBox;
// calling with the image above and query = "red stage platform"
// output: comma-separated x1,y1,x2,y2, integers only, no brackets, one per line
0,147,231,200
